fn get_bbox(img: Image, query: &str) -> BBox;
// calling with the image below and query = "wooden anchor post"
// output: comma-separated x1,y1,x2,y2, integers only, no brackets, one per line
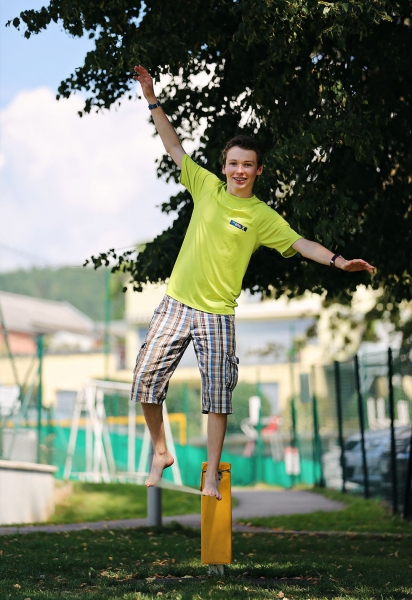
200,461,232,576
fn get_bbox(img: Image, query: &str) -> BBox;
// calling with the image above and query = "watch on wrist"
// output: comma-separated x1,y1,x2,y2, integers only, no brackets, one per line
330,253,343,269
148,100,161,110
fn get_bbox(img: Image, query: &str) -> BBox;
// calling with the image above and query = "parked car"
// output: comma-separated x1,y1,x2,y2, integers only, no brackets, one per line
380,425,412,510
343,428,392,490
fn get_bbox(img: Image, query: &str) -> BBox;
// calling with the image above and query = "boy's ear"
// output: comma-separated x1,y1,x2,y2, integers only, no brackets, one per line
257,164,263,176
222,163,226,174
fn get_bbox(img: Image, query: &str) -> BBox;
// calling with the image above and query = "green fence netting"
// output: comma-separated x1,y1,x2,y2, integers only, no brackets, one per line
48,426,320,489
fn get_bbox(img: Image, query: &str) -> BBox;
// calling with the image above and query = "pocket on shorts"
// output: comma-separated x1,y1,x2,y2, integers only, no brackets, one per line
154,296,167,314
133,342,147,374
225,353,239,391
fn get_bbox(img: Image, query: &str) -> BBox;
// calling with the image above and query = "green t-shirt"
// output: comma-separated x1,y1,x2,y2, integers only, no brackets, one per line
166,154,302,315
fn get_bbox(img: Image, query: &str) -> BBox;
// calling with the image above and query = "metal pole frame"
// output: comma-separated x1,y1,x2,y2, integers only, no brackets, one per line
334,360,346,493
388,347,398,514
128,396,136,477
104,268,111,380
147,443,162,526
354,355,370,499
182,383,189,475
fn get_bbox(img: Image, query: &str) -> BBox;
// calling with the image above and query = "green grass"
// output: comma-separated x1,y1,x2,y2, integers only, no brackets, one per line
49,481,202,524
239,486,412,534
0,523,411,599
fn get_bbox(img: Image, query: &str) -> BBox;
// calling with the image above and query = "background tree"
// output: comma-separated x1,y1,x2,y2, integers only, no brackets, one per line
0,266,126,321
9,0,412,306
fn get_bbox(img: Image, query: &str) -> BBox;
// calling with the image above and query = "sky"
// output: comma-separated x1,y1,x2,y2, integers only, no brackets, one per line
0,1,179,272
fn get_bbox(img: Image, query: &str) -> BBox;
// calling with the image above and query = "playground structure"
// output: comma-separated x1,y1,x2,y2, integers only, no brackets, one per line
63,379,184,486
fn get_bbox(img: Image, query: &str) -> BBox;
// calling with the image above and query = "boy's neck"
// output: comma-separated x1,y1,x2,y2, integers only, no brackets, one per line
225,182,255,198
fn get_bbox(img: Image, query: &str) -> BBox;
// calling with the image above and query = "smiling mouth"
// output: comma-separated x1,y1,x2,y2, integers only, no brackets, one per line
233,177,247,183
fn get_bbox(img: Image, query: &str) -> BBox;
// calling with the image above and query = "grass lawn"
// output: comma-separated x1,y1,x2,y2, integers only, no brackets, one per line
49,481,202,524
238,487,412,535
0,522,411,599
1,485,412,598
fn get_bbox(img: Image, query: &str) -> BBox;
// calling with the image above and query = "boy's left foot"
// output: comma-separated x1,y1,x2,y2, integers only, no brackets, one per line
145,451,174,487
202,472,222,501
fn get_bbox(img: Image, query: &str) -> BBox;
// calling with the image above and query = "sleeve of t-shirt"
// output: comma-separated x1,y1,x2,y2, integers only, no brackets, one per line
257,203,302,258
180,154,221,204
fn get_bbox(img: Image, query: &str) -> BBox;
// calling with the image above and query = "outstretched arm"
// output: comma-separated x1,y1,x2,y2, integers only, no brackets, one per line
133,65,186,169
292,238,375,273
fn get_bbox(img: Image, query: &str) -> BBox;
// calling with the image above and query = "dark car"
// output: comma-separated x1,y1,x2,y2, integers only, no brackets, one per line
380,425,412,510
343,428,392,490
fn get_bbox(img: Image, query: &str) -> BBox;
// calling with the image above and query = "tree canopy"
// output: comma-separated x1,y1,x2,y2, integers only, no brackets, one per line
10,0,412,304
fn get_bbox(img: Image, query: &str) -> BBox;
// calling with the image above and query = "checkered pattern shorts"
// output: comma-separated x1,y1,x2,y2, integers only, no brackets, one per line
130,295,239,414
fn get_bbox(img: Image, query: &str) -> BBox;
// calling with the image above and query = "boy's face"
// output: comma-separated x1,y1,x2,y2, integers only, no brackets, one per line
222,146,263,198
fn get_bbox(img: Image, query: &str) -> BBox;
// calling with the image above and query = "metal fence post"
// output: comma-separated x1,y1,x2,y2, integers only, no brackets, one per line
311,366,324,487
403,426,412,520
354,355,369,499
334,360,346,493
182,383,189,474
388,348,398,514
47,405,54,466
255,382,264,483
147,443,162,526
312,392,324,487
36,334,44,464
291,397,297,449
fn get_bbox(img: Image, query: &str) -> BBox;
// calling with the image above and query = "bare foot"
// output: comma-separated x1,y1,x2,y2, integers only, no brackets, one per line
202,472,222,501
145,451,174,487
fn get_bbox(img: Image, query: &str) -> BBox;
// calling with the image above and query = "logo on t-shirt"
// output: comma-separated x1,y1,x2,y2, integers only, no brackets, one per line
229,219,247,232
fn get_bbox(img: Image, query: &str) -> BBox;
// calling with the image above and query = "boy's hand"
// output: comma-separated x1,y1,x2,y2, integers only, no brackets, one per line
337,258,375,274
133,65,157,103
131,64,186,168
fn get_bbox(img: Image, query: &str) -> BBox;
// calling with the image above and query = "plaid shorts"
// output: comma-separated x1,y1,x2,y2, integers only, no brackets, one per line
130,295,239,414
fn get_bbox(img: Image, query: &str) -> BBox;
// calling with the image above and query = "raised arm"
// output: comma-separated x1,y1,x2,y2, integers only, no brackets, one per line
292,238,375,273
133,65,186,169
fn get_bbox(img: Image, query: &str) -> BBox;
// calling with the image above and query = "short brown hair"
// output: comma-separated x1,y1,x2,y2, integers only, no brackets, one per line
221,135,264,168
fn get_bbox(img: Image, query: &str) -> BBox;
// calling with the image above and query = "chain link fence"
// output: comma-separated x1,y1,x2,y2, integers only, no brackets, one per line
295,349,412,518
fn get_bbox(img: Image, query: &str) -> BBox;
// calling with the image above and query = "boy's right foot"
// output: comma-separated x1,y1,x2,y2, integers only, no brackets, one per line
145,451,174,487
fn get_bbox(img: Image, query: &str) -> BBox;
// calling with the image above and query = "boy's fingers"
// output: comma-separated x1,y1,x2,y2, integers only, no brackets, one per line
343,259,375,273
134,65,149,75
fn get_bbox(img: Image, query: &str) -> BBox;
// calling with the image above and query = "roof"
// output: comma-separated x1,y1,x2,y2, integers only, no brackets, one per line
0,291,94,335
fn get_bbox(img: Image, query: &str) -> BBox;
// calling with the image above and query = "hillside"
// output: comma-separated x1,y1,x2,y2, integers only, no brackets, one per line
0,266,125,322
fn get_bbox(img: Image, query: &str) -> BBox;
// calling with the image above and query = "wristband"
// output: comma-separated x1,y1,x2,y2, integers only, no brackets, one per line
330,253,342,269
148,100,161,110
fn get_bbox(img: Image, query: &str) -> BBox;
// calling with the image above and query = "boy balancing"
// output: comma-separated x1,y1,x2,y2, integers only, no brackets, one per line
131,65,374,500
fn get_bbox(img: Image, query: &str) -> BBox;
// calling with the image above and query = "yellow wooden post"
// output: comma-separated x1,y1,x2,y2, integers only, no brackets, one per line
200,461,232,573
